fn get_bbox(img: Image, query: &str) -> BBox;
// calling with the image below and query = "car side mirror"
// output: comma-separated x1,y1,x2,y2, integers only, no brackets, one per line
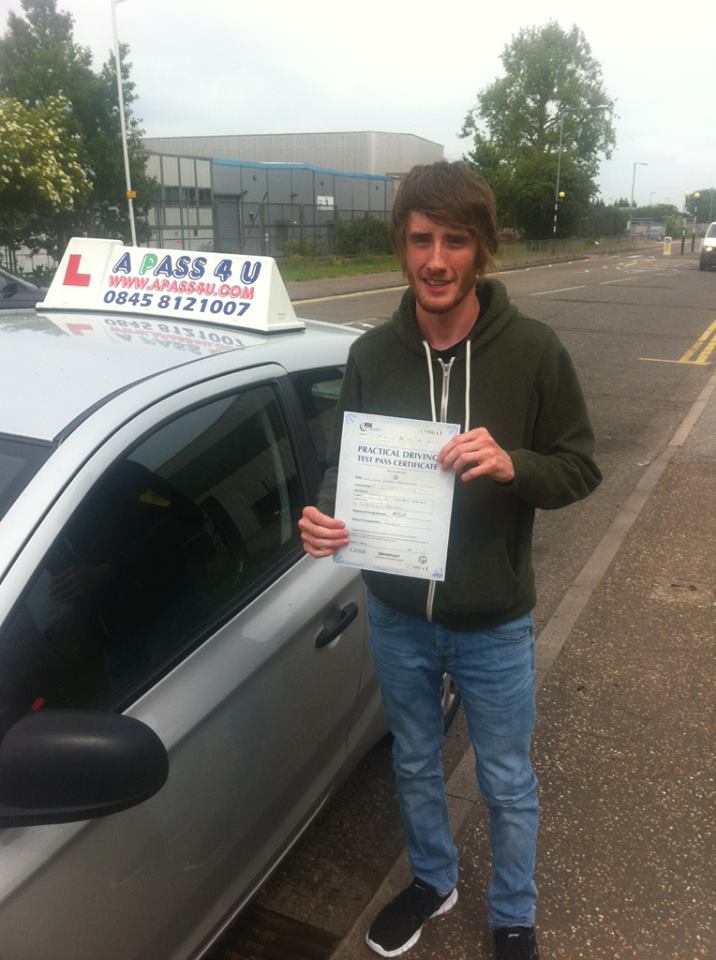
0,709,169,827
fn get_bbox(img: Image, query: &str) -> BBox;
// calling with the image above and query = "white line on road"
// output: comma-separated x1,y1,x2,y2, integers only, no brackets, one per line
531,285,587,296
292,284,407,305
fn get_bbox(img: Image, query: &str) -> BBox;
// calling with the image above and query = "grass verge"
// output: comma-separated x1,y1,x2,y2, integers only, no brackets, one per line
277,254,401,283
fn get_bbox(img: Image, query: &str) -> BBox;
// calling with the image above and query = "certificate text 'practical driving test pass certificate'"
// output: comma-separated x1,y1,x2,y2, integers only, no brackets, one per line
333,412,459,580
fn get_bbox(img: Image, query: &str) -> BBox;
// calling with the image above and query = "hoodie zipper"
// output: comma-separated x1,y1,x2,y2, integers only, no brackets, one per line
426,356,455,622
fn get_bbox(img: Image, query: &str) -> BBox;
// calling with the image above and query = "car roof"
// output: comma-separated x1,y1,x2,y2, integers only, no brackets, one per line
0,309,353,443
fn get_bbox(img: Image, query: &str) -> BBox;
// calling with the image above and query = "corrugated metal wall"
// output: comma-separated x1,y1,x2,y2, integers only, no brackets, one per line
143,131,443,177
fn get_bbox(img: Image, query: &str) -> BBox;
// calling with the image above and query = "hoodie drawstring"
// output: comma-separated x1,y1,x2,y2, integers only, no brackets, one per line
421,338,472,621
464,340,471,431
421,338,471,429
422,340,437,422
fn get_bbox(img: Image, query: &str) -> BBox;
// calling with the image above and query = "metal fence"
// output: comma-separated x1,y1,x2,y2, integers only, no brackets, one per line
146,196,393,258
498,234,642,261
6,226,648,278
212,201,392,258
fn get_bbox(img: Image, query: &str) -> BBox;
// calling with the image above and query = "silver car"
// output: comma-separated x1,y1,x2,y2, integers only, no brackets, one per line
0,241,396,960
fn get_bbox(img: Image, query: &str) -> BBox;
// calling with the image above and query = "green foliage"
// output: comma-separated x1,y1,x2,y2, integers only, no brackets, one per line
282,239,322,257
685,189,715,224
335,217,392,255
461,21,615,240
631,203,678,221
277,253,400,283
625,202,682,240
0,94,90,263
665,214,683,239
25,262,57,284
0,95,89,210
0,0,154,258
582,201,628,237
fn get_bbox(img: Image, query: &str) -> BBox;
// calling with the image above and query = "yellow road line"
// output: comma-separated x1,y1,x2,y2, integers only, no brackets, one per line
698,334,716,365
639,357,712,365
679,318,716,364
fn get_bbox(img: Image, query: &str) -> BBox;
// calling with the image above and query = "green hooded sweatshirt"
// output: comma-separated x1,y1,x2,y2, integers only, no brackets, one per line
317,277,601,630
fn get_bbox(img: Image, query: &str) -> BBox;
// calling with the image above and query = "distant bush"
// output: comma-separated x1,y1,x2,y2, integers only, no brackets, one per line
27,263,57,285
664,214,683,239
282,240,322,258
336,217,392,255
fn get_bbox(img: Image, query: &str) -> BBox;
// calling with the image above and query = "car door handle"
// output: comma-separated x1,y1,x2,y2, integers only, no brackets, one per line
315,602,359,649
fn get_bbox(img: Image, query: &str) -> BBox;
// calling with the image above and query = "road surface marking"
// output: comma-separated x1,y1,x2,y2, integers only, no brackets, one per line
293,284,407,305
531,285,587,296
678,318,716,365
639,318,716,366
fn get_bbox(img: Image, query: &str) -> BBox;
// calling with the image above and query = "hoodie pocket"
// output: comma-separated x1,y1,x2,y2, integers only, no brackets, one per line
442,538,523,616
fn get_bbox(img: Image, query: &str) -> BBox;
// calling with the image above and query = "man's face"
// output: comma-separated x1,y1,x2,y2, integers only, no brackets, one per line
403,211,480,317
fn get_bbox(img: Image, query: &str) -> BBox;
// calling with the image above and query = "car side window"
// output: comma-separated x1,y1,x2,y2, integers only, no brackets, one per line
290,367,344,473
0,383,302,726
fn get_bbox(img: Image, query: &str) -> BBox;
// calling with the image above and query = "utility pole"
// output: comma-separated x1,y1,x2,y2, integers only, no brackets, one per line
111,0,137,246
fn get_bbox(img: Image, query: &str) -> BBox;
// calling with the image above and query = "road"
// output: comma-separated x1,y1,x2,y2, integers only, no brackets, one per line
210,250,715,959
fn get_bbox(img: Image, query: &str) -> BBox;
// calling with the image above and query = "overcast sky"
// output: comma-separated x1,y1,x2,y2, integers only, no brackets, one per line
2,0,715,211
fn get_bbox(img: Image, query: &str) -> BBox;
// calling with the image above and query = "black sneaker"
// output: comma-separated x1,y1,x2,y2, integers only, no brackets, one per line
365,878,458,957
493,925,540,960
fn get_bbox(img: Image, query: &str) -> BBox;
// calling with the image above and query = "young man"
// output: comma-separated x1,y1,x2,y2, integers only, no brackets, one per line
299,162,601,960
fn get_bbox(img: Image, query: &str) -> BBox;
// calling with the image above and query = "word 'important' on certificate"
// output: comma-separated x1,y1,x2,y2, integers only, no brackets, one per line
333,412,458,580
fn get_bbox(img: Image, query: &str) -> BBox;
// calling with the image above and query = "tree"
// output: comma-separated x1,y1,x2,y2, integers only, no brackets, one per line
685,189,716,225
0,0,154,254
0,95,89,267
461,22,616,239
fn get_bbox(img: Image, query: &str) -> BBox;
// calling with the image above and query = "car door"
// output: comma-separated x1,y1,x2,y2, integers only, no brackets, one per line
0,364,368,960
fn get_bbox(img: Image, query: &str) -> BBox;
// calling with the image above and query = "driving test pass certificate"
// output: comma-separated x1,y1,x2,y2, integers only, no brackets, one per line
333,412,459,580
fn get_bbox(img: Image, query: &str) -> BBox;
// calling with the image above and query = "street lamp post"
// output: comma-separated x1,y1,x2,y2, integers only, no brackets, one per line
552,104,609,252
552,111,566,254
110,0,137,246
628,162,648,235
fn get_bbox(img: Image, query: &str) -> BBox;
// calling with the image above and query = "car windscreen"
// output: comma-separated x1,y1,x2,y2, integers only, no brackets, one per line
707,224,716,238
0,436,54,521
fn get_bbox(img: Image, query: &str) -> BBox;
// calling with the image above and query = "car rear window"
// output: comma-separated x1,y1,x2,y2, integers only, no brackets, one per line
0,436,54,520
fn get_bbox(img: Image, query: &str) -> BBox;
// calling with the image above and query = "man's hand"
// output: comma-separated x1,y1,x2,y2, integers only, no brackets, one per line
438,428,515,484
299,506,349,558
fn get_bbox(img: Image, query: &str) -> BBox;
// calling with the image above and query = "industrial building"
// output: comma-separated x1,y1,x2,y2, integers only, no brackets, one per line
143,131,443,256
143,131,443,178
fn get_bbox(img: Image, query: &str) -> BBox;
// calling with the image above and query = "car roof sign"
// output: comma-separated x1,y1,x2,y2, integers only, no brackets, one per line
42,238,304,333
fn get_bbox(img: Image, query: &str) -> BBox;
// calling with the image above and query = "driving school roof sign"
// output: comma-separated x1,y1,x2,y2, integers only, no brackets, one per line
43,238,304,333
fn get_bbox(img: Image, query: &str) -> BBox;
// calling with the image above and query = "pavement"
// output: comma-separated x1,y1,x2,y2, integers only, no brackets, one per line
293,260,716,960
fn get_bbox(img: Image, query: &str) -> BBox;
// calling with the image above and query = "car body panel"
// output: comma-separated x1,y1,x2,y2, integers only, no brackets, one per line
699,222,716,270
0,309,353,442
0,295,386,960
0,556,371,960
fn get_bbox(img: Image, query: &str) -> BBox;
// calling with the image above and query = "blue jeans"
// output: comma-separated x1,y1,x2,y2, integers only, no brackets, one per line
367,593,538,928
